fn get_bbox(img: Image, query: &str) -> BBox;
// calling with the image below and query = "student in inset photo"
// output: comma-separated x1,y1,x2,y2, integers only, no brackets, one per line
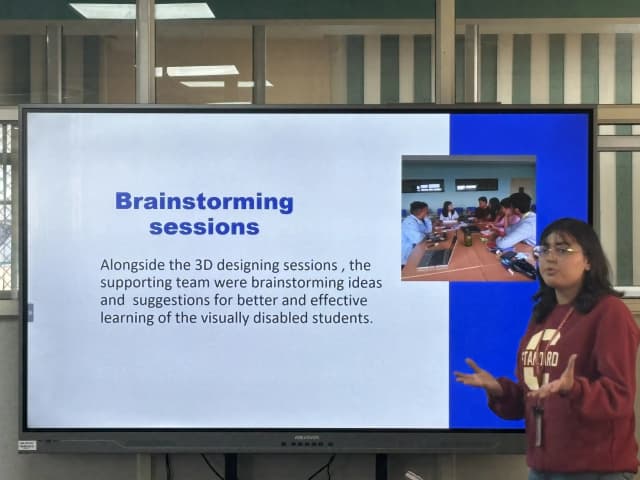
475,196,491,220
489,197,520,237
401,201,432,267
488,197,501,221
439,200,459,221
495,192,536,249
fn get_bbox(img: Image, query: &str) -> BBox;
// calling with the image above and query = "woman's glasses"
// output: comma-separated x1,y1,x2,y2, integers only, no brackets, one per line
533,245,581,259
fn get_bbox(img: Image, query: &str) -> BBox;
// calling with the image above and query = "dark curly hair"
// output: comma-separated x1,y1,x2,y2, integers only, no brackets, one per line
489,197,500,220
532,218,622,323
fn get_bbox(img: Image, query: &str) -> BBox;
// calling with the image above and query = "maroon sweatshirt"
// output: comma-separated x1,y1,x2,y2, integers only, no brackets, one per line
489,295,640,473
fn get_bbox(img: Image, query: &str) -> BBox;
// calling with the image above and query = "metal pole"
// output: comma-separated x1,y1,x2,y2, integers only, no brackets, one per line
136,0,156,103
45,24,63,104
464,24,479,103
136,453,153,480
435,0,455,104
375,453,388,480
252,25,266,104
225,453,239,480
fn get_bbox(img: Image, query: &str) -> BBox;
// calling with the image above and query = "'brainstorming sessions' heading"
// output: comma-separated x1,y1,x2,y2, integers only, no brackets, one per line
115,191,294,235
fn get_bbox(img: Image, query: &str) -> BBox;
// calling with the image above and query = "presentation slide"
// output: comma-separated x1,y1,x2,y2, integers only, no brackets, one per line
23,108,591,431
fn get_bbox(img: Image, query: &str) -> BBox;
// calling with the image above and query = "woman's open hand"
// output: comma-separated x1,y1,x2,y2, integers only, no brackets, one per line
528,354,577,400
454,358,504,397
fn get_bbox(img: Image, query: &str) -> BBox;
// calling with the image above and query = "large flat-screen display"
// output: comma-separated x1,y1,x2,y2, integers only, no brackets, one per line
20,106,593,453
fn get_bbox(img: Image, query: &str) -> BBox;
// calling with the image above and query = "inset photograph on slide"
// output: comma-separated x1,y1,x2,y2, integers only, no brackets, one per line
401,155,537,282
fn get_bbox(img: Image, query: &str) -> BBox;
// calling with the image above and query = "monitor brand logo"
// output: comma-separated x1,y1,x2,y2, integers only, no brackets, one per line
294,435,320,441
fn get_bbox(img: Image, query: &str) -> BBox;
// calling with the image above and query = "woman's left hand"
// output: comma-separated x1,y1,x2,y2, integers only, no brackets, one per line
528,354,577,400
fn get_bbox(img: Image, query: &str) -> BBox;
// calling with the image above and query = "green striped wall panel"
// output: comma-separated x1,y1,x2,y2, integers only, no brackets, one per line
83,36,100,104
615,33,633,284
455,35,465,103
512,34,531,104
380,35,399,104
549,34,564,104
413,35,432,103
480,34,498,103
346,35,364,104
581,34,599,104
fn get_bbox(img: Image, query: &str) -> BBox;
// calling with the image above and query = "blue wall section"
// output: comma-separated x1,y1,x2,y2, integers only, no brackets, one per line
448,112,591,428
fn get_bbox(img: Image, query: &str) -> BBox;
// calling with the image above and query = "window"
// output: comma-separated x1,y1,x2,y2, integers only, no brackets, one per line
156,24,252,105
455,178,498,192
402,179,444,193
0,121,15,292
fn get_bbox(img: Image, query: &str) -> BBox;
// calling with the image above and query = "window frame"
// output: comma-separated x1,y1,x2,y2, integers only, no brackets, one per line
0,106,18,315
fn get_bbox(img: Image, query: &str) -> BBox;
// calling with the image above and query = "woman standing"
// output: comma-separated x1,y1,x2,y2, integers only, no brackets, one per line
455,218,639,479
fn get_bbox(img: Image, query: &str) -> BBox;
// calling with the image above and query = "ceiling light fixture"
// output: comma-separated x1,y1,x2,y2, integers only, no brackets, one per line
237,80,274,88
69,3,215,20
166,65,239,77
180,81,225,87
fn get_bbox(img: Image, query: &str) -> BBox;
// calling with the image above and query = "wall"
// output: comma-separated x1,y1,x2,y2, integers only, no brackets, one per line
402,162,536,214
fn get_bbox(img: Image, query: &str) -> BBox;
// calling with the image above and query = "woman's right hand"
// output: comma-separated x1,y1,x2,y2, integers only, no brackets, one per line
454,358,504,397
